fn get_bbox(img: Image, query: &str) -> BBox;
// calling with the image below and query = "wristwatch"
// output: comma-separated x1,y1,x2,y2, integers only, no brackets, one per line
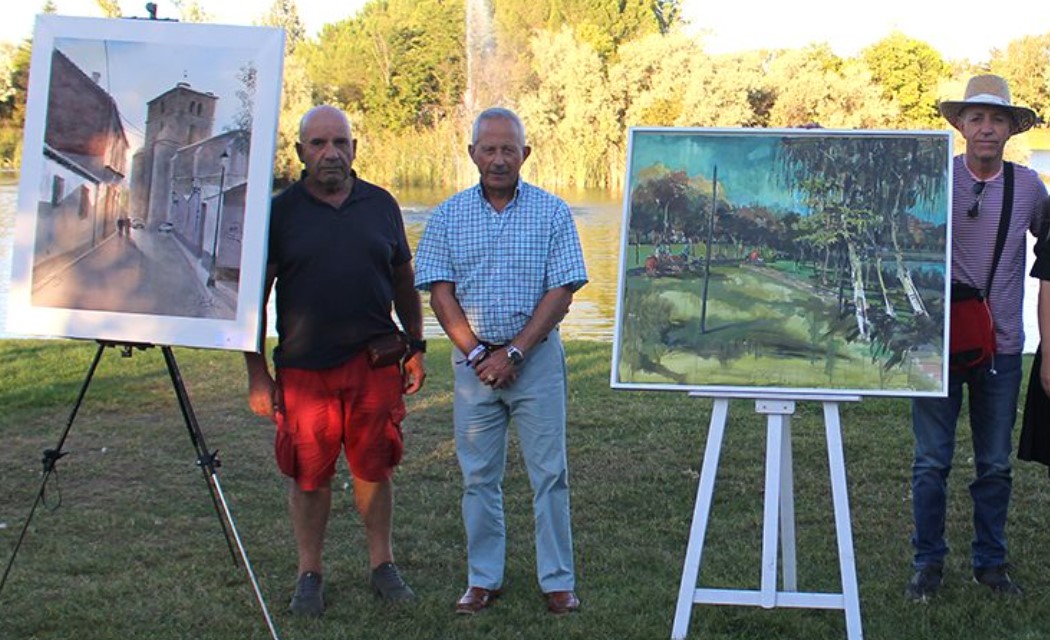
408,337,427,354
506,345,524,365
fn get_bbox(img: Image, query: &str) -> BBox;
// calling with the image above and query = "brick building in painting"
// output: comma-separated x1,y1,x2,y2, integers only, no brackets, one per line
130,81,249,290
34,49,129,269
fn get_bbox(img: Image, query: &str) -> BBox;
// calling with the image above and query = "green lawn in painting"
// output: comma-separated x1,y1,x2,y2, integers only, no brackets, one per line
617,263,941,393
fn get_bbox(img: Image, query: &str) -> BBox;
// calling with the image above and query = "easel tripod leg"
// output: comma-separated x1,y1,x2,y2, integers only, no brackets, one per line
760,414,784,607
672,398,730,639
205,470,281,640
160,347,280,639
823,402,863,640
161,346,238,563
779,416,798,592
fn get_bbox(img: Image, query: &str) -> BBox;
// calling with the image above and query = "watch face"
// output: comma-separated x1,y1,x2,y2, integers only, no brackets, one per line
507,347,524,365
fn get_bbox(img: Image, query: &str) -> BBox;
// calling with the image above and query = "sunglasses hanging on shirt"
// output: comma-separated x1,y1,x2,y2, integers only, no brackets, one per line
967,181,987,218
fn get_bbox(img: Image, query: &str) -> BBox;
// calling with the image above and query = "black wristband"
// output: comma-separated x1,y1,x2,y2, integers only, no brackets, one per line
408,337,427,354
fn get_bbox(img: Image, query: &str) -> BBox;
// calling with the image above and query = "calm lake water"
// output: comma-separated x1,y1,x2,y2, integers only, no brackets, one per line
1,176,1044,352
0,179,623,343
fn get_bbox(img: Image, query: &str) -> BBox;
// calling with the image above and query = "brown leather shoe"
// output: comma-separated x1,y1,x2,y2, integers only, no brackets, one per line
455,586,503,615
545,590,580,614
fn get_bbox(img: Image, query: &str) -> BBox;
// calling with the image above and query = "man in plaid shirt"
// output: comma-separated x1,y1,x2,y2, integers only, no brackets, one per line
415,107,588,616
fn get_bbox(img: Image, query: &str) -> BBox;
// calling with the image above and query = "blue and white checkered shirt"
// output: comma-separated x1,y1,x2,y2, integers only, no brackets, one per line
414,180,588,343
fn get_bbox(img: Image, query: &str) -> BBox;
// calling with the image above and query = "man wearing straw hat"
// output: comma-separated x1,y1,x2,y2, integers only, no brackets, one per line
906,75,1048,601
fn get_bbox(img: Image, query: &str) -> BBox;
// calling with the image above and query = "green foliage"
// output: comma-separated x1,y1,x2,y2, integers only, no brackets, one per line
272,55,314,183
0,0,1046,185
990,34,1050,125
258,0,307,56
683,50,770,127
765,45,899,128
492,0,675,59
0,40,30,124
861,31,951,128
0,123,22,168
607,30,704,127
94,0,121,18
170,0,211,23
300,0,465,133
518,27,617,189
0,40,30,168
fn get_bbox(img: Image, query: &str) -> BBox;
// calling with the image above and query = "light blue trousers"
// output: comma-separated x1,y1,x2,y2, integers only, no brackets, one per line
452,331,576,593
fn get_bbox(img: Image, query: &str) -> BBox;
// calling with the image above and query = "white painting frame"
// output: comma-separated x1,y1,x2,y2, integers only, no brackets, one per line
7,15,284,352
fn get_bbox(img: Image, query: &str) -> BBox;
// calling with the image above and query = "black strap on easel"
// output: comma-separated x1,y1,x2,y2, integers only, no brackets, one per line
0,343,235,588
0,342,105,595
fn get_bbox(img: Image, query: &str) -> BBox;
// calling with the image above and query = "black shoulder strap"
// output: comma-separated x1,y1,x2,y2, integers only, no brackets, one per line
986,161,1014,299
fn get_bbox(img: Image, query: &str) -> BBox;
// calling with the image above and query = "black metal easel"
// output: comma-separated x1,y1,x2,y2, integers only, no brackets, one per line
3,5,279,636
0,342,279,639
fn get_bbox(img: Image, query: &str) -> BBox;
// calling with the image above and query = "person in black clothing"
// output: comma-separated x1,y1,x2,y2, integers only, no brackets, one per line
244,105,425,616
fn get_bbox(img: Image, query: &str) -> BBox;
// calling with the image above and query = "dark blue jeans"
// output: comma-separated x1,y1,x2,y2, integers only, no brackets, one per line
910,353,1022,570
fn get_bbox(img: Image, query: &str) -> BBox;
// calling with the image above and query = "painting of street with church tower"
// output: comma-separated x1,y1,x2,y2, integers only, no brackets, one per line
7,15,283,351
611,127,953,397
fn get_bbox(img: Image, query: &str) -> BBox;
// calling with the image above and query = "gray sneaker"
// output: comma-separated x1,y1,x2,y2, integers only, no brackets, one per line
904,564,943,602
289,571,324,617
974,564,1023,597
370,562,416,602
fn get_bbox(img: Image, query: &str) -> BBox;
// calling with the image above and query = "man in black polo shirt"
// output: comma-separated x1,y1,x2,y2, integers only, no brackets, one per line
244,105,426,616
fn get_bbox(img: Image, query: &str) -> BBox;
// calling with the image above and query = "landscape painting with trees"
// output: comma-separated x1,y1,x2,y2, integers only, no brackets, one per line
612,128,952,397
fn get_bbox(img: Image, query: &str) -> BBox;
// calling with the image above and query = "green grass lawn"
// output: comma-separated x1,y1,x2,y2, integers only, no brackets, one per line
1,339,1049,639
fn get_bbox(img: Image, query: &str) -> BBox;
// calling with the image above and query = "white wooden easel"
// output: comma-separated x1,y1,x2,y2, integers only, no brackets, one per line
671,393,863,640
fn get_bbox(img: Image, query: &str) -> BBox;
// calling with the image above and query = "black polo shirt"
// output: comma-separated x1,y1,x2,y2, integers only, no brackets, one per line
268,174,411,369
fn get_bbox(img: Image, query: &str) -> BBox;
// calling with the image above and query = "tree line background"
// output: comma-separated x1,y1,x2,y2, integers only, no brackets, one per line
1,0,1048,192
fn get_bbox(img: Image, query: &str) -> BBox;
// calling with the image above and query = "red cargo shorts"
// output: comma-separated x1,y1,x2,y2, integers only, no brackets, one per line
274,351,405,490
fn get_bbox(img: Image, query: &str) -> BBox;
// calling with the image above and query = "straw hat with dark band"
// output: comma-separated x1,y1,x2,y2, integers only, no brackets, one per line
938,74,1039,134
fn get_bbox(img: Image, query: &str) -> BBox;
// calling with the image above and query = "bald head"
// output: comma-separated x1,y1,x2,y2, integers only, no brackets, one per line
299,105,352,143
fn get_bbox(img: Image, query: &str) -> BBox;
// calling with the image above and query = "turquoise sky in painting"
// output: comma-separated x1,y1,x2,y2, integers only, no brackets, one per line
627,129,949,224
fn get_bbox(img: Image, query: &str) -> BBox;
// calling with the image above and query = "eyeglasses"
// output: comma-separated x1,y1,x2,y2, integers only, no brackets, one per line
967,181,986,218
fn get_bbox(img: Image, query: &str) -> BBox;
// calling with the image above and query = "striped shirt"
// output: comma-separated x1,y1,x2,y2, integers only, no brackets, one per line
951,155,1048,354
414,180,588,343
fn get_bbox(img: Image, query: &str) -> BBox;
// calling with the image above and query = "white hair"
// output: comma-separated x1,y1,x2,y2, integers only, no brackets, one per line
471,107,526,146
